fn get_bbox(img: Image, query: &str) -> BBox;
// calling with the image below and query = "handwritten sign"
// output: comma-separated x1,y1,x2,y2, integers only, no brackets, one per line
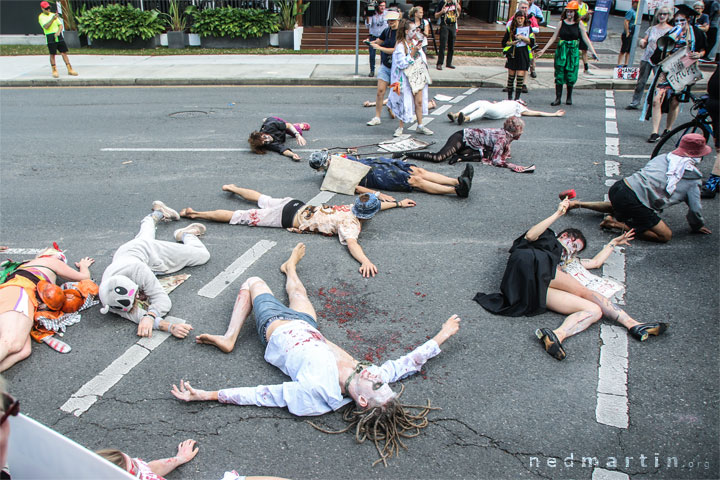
613,66,639,80
660,47,703,91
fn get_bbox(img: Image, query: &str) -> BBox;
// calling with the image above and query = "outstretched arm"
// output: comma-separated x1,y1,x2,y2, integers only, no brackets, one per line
171,379,335,416
282,149,301,161
355,186,396,202
345,238,377,278
525,199,569,242
146,440,199,478
380,198,416,210
375,315,461,383
537,21,561,56
579,23,599,59
580,229,634,269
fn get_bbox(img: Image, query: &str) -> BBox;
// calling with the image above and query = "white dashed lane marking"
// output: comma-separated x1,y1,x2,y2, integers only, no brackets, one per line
596,89,629,430
61,318,182,416
197,240,276,299
432,104,452,116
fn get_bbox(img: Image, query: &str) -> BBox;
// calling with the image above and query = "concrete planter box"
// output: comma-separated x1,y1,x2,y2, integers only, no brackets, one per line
167,31,187,49
200,34,270,49
278,27,303,50
63,30,81,49
89,36,159,49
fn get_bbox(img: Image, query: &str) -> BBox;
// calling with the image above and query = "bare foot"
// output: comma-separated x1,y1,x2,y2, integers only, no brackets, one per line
179,208,197,218
280,243,306,274
363,101,374,107
196,333,235,353
600,215,623,231
221,184,237,192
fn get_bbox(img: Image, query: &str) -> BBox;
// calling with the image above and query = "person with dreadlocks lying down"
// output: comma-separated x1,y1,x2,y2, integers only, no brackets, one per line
171,243,461,466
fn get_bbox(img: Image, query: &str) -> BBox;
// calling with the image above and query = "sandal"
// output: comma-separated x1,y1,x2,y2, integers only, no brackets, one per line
628,322,668,342
535,328,566,360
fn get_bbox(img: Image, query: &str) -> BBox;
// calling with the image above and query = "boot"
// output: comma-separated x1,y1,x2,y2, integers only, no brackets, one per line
51,65,59,78
66,63,78,76
514,88,522,101
551,83,562,106
566,84,573,105
507,87,514,100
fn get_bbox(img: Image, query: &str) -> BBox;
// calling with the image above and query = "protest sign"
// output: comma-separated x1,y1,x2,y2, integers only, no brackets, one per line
660,47,703,91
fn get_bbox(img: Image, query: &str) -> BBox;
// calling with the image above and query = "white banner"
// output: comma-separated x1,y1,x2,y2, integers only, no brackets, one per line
8,414,134,479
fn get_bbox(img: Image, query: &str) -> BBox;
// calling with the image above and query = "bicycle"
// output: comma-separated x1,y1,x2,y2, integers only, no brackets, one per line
651,92,715,159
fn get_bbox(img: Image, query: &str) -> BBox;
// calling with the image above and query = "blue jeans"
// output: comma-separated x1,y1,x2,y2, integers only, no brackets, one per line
253,293,318,346
368,35,378,73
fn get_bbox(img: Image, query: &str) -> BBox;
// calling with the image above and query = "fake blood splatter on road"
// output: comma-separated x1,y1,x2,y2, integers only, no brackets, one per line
314,282,421,363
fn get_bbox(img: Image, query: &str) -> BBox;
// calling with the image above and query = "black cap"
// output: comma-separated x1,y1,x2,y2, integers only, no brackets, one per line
674,3,697,19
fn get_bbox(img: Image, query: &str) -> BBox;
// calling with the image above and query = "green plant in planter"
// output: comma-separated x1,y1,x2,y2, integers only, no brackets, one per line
191,6,279,39
164,0,194,32
77,4,165,41
276,0,309,31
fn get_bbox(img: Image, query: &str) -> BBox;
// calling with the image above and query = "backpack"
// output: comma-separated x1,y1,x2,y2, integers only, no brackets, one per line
0,259,24,285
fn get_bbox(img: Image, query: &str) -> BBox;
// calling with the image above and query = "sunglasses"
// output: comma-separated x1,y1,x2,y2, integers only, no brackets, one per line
0,393,19,426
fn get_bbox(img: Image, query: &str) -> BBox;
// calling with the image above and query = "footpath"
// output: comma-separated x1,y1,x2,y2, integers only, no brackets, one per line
0,33,711,88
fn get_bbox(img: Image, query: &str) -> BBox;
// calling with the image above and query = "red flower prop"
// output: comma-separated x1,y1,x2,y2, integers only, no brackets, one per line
559,189,576,200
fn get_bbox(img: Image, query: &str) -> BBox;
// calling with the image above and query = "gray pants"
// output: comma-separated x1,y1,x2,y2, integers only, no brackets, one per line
630,60,657,107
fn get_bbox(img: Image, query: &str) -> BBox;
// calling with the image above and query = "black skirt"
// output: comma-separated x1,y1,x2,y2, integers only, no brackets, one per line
474,229,563,317
504,45,531,71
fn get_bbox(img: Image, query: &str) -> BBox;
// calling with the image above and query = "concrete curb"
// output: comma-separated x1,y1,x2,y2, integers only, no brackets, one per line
0,77,660,89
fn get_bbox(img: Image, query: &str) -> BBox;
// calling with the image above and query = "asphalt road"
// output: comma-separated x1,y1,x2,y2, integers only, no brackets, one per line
1,84,718,480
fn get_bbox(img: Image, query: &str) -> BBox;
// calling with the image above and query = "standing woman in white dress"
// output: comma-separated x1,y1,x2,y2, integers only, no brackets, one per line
388,19,433,137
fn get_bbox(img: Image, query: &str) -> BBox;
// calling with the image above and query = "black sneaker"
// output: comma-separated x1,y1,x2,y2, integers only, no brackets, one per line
455,176,471,198
457,112,465,125
625,104,639,110
530,70,537,78
521,85,529,93
647,133,660,143
368,71,375,77
462,164,474,181
392,152,405,159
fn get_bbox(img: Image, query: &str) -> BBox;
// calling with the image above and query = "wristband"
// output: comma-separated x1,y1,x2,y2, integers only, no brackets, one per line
396,201,401,208
153,316,161,329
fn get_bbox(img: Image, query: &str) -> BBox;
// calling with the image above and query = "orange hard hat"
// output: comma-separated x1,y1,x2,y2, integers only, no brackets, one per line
37,280,65,311
61,289,85,313
566,1,580,9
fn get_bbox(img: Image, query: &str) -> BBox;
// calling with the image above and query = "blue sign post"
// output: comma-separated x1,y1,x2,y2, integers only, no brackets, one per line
589,0,613,42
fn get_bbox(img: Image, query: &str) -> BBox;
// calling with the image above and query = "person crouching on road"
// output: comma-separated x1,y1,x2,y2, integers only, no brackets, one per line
568,133,712,243
38,1,78,78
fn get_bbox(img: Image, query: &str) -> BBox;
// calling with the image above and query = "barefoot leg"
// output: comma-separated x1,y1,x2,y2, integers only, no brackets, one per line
179,208,234,223
280,243,316,319
196,288,252,353
221,185,263,203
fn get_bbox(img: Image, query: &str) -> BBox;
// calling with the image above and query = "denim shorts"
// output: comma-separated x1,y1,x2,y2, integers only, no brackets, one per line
253,293,318,346
377,64,391,83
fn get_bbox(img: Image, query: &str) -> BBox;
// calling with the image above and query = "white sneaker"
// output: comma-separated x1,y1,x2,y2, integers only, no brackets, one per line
174,223,206,242
393,127,404,137
367,117,381,126
152,200,180,221
417,125,434,135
